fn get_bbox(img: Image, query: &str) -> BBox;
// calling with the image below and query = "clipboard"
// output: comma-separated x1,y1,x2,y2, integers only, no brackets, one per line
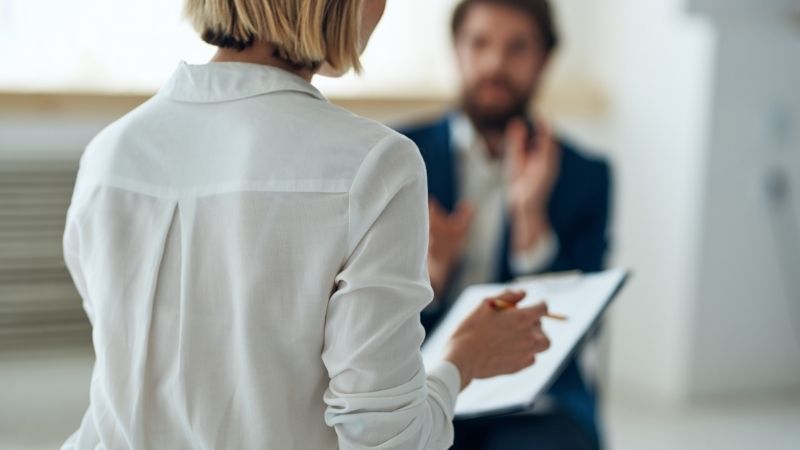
421,268,630,420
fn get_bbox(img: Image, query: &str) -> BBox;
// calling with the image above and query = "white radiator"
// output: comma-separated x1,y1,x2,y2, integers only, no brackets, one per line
0,161,90,345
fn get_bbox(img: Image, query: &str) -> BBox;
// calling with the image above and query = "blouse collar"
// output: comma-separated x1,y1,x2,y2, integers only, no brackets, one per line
159,61,326,103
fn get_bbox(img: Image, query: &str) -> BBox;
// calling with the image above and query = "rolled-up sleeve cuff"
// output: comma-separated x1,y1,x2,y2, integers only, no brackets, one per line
426,361,461,417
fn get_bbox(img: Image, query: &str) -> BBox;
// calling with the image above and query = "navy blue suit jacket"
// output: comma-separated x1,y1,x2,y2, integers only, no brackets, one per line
398,113,612,441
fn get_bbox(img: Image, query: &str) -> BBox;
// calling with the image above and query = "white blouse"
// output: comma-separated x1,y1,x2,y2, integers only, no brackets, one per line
61,62,460,450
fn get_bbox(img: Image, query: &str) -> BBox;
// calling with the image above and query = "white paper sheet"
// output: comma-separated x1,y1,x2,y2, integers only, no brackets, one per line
422,268,629,418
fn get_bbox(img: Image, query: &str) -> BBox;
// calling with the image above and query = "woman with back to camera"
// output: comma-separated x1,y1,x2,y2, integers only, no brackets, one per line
61,0,551,448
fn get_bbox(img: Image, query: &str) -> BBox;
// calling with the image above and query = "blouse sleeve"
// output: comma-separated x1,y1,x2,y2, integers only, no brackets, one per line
322,134,461,450
62,170,95,326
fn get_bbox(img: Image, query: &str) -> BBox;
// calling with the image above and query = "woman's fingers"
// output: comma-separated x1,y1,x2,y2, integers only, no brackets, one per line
517,301,549,322
483,290,526,310
487,353,538,376
531,327,551,353
499,319,551,353
448,293,553,384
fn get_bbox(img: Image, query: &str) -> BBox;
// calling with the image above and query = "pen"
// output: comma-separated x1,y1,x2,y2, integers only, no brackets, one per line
490,299,568,321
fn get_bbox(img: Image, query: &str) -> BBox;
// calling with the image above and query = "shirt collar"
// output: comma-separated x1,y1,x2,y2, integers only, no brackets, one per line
449,111,478,155
159,61,326,103
449,111,501,169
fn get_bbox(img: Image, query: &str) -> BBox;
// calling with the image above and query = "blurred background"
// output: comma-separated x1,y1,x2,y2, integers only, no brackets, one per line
1,0,799,449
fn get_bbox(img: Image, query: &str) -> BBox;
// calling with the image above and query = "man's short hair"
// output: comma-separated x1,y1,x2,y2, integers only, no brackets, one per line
451,0,559,54
184,0,364,72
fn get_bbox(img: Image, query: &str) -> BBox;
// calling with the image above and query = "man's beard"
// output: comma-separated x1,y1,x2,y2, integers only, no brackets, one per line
460,80,532,134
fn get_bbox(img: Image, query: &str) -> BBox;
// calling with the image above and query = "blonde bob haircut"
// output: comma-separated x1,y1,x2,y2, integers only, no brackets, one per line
184,0,364,73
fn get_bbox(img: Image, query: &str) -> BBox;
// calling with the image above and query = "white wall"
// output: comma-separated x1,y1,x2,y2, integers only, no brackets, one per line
558,0,800,405
688,1,800,397
547,0,717,405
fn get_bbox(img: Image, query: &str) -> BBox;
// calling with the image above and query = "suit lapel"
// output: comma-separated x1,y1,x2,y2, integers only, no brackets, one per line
424,115,459,212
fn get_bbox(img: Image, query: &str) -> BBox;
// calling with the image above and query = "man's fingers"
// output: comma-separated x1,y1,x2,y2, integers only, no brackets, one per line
506,118,528,154
428,197,447,227
533,119,552,143
505,118,528,166
453,201,475,227
430,198,474,234
532,120,557,159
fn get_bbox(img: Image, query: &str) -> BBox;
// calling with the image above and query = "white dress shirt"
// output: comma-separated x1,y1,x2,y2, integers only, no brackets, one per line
447,113,558,299
61,61,460,450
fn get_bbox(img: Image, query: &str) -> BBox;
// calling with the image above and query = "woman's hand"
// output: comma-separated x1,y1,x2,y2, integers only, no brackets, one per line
443,290,551,390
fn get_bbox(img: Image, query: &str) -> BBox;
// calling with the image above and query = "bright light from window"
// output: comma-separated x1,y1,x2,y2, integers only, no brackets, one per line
0,0,460,98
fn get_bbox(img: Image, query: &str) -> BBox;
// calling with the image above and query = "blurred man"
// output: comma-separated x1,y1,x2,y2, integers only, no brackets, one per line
398,0,612,448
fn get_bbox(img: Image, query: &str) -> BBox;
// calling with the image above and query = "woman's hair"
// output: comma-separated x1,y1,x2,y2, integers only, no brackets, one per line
184,0,364,72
